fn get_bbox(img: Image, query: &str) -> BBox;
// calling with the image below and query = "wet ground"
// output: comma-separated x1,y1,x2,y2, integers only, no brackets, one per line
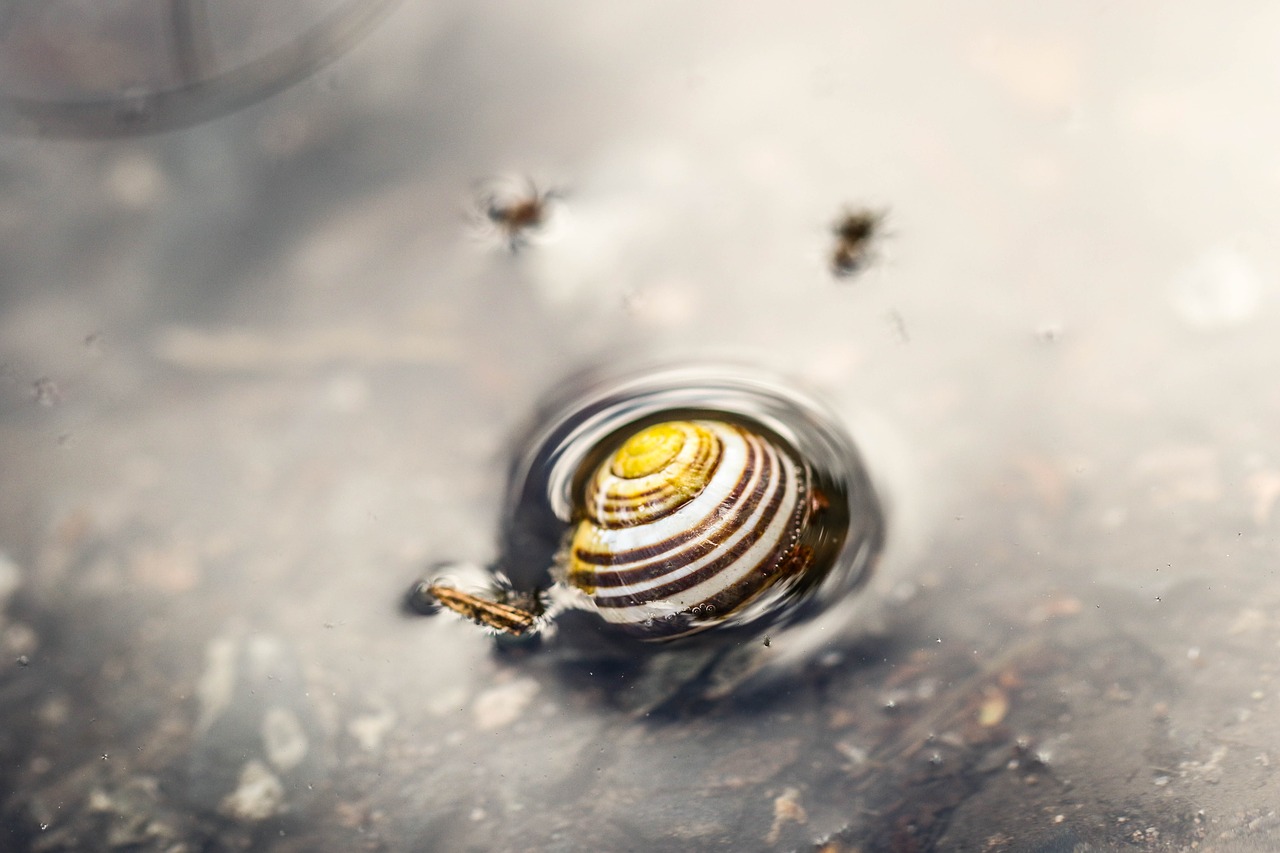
4,2,1280,850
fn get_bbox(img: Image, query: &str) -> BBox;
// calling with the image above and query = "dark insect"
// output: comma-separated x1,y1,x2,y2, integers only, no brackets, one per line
829,208,886,279
478,178,560,252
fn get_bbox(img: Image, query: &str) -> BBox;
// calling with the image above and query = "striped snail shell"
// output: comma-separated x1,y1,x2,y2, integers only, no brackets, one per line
561,419,819,640
410,363,882,653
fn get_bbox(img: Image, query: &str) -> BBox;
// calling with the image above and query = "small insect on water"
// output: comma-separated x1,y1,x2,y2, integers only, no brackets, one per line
475,177,562,252
829,207,887,279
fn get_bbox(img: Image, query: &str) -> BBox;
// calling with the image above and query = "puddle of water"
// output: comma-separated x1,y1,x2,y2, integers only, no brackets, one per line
3,2,1280,850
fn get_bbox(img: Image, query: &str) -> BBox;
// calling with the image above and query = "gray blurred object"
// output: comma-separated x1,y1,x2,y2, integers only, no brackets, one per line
0,0,399,136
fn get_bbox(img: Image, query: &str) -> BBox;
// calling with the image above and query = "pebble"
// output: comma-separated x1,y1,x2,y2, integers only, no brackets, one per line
471,677,540,730
221,760,286,822
262,707,309,771
348,705,398,752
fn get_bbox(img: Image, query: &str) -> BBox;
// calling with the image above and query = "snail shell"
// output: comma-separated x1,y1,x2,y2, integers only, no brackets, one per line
561,419,819,640
411,363,882,656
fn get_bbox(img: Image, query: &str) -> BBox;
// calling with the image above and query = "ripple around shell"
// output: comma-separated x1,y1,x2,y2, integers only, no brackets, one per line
495,362,886,643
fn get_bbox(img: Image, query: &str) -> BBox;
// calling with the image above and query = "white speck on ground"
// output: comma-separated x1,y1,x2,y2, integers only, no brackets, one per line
221,760,286,822
348,704,398,752
262,707,309,771
1172,246,1264,330
472,677,541,730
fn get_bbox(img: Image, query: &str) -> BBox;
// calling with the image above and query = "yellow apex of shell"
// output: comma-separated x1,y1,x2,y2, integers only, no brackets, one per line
611,423,685,479
580,421,721,530
604,421,718,511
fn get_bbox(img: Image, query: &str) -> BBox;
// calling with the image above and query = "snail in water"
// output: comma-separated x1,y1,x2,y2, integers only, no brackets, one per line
472,176,563,253
408,366,884,651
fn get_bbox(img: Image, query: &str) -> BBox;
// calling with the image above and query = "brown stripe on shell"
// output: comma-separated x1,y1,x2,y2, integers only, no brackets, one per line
689,543,814,620
591,443,801,608
571,429,763,570
574,433,772,583
591,482,794,610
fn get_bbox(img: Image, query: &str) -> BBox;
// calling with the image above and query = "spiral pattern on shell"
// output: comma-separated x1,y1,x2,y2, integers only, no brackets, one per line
564,419,815,639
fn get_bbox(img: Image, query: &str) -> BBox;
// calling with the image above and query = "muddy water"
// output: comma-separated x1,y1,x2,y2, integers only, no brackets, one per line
3,2,1280,850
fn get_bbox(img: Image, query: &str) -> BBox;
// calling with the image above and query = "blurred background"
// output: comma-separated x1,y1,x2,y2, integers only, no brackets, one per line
3,1,1280,850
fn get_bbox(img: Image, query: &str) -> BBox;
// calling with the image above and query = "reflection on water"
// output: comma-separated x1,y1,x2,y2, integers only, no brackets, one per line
3,1,1280,850
0,0,402,136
